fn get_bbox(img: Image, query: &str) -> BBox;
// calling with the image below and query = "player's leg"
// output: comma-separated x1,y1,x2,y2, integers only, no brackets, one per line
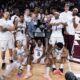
16,55,25,76
22,38,27,50
26,35,30,49
9,49,14,63
1,51,6,69
49,35,56,47
59,48,68,73
24,55,33,79
1,40,8,69
0,61,21,80
22,55,27,66
59,58,64,73
43,57,52,80
8,38,14,63
52,57,57,72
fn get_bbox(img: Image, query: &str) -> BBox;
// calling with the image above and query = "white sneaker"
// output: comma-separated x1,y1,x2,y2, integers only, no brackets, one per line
43,74,52,80
24,73,32,79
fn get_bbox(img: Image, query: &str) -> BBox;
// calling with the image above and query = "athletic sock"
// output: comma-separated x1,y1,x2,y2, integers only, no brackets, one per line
27,65,31,73
52,64,56,71
45,67,50,75
59,64,64,72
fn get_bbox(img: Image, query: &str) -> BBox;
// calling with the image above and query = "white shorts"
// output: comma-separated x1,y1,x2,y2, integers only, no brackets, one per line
49,36,64,46
22,39,26,47
0,39,14,51
8,33,14,49
8,38,14,49
0,34,14,51
0,40,8,51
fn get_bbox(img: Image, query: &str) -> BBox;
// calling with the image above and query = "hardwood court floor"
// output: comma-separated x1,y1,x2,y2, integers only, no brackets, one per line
0,50,80,80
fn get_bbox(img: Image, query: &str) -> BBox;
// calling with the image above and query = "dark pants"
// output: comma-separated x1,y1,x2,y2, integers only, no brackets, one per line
64,34,74,56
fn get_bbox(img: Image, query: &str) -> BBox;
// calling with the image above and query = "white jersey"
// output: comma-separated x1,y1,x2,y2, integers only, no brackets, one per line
0,18,14,37
16,47,25,55
24,15,31,23
0,18,14,50
15,31,26,47
11,15,20,22
33,45,43,59
49,17,65,45
17,21,26,34
50,18,63,37
53,48,63,60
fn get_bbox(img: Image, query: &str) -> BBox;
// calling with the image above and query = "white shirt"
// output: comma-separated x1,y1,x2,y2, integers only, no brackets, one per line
66,15,79,35
60,11,72,23
60,11,79,35
0,18,14,39
17,22,26,28
53,48,63,60
16,31,26,41
11,15,20,22
24,15,31,23
0,18,13,29
17,21,26,33
16,47,25,55
50,18,63,37
33,45,43,59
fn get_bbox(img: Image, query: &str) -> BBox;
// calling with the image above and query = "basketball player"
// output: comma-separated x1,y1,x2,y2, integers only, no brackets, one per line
24,40,45,79
24,39,53,80
15,14,27,49
14,40,27,65
62,6,80,58
0,40,28,80
51,42,68,74
0,11,15,69
40,42,68,78
60,4,80,57
49,11,66,46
